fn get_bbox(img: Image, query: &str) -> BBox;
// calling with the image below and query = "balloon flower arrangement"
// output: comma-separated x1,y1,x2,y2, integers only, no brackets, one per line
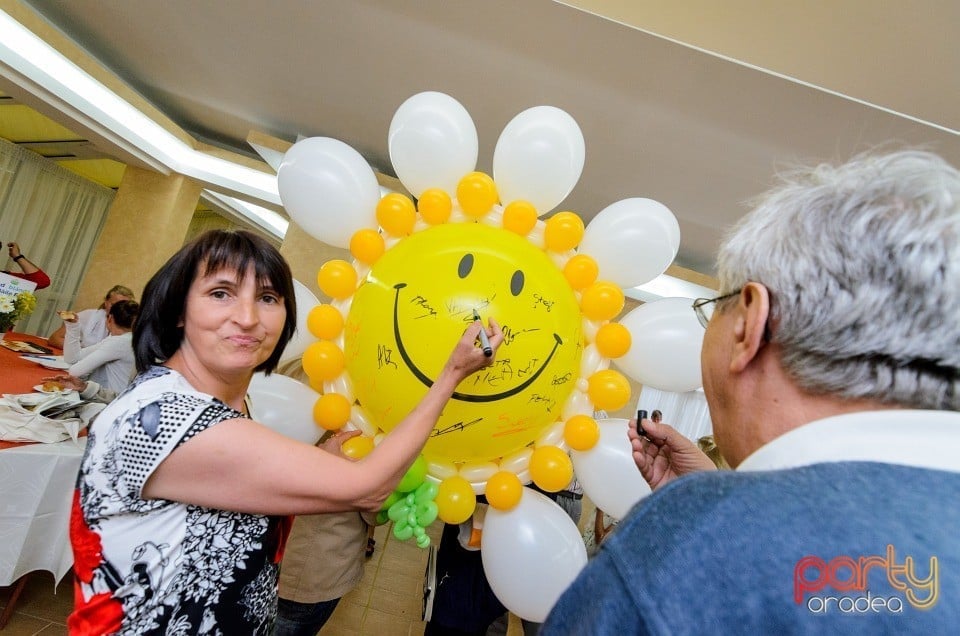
248,91,707,622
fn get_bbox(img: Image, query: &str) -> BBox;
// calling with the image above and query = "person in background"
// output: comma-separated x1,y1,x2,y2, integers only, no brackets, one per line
272,358,380,636
544,150,960,633
650,409,662,424
62,299,139,394
3,241,50,289
47,284,135,349
70,229,504,634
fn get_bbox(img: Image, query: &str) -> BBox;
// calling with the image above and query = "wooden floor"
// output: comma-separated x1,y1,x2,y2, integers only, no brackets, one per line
0,520,532,635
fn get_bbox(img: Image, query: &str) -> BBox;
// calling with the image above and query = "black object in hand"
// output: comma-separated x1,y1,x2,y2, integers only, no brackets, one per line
636,409,649,439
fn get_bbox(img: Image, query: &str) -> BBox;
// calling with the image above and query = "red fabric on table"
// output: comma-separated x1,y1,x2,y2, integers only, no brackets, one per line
0,331,64,395
1,333,79,450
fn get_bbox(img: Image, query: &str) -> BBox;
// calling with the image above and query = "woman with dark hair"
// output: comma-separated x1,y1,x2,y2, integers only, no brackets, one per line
48,284,135,349
69,230,503,635
62,299,139,394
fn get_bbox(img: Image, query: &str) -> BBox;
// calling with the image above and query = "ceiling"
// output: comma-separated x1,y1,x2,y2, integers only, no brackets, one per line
1,0,957,277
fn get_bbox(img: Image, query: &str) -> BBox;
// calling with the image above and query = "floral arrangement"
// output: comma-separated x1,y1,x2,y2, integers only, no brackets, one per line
0,290,37,333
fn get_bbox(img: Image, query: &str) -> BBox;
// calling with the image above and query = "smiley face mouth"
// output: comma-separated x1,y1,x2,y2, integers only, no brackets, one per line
393,283,562,402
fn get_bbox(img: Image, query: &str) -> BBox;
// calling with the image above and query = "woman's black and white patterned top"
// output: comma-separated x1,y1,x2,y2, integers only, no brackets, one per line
69,366,291,635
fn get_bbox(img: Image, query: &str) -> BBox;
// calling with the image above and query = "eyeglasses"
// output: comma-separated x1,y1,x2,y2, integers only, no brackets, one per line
692,290,741,329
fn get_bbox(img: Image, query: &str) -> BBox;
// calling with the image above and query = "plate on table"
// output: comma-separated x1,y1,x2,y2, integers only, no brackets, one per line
34,384,72,395
21,355,71,370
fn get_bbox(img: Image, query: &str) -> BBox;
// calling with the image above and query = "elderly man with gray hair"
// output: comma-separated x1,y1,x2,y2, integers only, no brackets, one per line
544,150,959,633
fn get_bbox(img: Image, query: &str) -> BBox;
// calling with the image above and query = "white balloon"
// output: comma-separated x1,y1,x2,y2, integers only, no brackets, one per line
499,448,533,474
615,297,704,392
493,106,585,214
579,198,681,288
388,91,478,197
482,488,588,622
280,280,321,364
277,137,380,249
571,418,651,520
248,372,322,445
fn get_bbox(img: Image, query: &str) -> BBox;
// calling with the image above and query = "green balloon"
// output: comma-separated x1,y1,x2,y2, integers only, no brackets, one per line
416,534,431,549
387,501,410,523
380,490,403,511
415,480,439,503
393,520,414,541
416,501,439,526
376,510,389,525
397,455,428,492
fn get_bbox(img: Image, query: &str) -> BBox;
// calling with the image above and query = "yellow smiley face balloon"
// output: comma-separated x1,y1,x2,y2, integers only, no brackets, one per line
344,222,583,464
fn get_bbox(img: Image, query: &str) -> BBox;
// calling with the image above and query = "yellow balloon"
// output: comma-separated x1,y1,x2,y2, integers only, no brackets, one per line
485,470,523,511
350,228,385,265
302,341,345,381
594,322,631,359
418,188,452,225
376,193,417,237
344,223,582,464
563,254,599,290
502,200,538,235
529,445,573,492
436,476,477,524
313,393,351,430
544,211,585,252
317,260,357,300
587,369,631,411
341,435,375,459
307,304,344,340
563,414,600,451
456,172,498,218
580,281,625,321
307,375,325,393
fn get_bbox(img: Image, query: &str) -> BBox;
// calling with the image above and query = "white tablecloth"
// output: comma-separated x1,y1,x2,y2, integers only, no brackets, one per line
0,438,86,586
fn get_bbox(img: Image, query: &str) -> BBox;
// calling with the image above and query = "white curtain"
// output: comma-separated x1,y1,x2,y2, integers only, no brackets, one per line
636,386,713,442
0,138,114,337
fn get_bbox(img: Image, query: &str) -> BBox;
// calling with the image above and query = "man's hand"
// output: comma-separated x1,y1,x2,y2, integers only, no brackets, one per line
628,417,717,490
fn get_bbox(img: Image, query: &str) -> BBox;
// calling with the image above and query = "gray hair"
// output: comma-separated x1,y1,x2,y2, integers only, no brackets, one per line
717,150,959,410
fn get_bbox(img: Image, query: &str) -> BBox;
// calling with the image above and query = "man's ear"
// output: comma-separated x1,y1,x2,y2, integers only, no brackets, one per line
729,282,770,373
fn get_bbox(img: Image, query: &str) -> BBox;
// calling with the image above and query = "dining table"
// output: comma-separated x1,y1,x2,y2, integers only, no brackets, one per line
0,331,84,628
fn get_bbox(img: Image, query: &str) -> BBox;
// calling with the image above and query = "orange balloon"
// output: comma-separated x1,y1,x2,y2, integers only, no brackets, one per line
529,445,574,493
486,471,523,511
313,393,351,430
580,281,625,321
594,322,632,359
435,476,477,524
341,435,375,459
302,341,345,381
376,193,417,237
350,228,385,265
544,211,585,252
317,260,357,300
502,200,539,235
307,374,325,393
456,172,498,218
563,254,599,290
563,415,600,451
587,369,631,412
418,188,453,225
307,304,344,340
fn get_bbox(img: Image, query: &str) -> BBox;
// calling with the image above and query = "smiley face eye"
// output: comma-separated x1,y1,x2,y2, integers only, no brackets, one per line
511,270,524,296
458,254,474,279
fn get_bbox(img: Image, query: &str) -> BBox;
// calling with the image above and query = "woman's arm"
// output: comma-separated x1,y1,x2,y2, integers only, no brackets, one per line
143,320,504,516
67,334,125,378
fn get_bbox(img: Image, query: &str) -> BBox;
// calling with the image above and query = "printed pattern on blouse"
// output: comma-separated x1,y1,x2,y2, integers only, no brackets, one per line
69,366,289,635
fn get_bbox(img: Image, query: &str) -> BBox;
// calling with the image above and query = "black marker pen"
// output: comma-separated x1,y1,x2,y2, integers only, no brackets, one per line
636,409,651,440
473,310,493,357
